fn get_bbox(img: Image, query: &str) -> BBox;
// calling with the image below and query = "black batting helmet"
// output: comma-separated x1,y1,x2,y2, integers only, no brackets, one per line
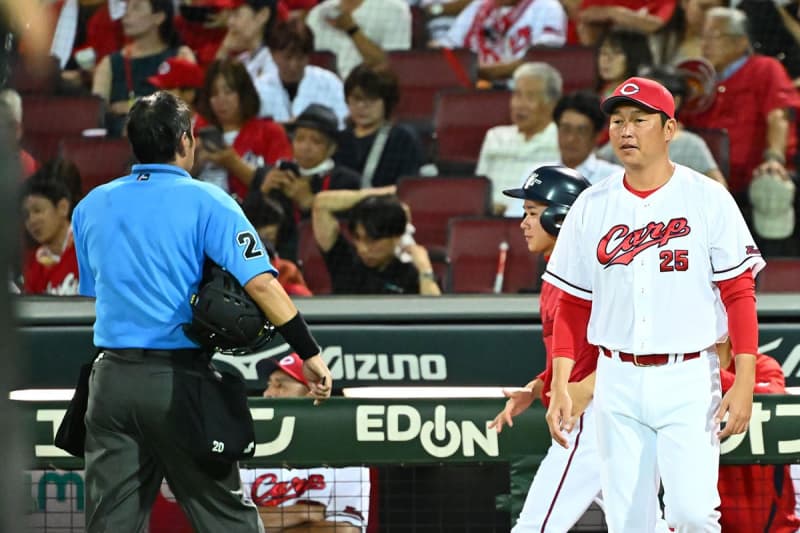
183,263,276,355
502,165,591,236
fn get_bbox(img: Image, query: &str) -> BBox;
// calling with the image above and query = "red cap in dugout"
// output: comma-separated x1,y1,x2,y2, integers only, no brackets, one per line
267,353,309,386
601,77,675,119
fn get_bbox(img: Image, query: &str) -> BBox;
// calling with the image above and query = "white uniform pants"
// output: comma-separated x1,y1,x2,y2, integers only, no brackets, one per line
512,403,603,533
594,350,722,533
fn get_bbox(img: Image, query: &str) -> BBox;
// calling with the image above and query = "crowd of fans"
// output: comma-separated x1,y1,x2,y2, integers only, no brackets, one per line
7,0,800,297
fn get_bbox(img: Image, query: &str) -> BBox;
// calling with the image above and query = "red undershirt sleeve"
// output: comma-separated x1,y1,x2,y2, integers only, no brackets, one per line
552,291,591,360
716,270,758,356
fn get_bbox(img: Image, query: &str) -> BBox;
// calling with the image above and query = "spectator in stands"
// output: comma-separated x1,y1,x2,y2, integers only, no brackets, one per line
92,0,196,136
738,0,800,87
577,0,676,46
597,65,726,188
476,62,561,216
258,19,349,126
306,0,412,79
47,0,124,90
0,89,38,178
335,65,423,188
241,353,370,531
435,0,567,82
681,8,799,209
650,0,724,66
312,187,441,295
243,197,312,296
19,171,79,295
146,56,204,113
716,336,800,532
596,29,653,99
194,58,292,202
215,0,279,82
251,103,361,261
553,91,621,184
174,1,230,68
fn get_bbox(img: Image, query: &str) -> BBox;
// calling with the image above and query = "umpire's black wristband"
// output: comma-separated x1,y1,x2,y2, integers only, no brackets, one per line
277,312,320,360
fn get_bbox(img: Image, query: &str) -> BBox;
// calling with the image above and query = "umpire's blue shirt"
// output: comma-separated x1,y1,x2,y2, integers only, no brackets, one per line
72,164,277,349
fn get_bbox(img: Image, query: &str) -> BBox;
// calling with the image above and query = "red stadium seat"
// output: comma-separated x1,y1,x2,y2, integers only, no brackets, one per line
397,176,491,251
309,50,336,73
446,216,542,294
687,127,730,180
22,95,106,161
433,89,510,174
390,49,476,125
297,220,332,295
756,257,800,292
10,55,61,94
523,46,597,93
61,137,134,193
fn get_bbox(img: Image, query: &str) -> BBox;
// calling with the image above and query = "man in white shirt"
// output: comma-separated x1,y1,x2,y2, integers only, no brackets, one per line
476,62,561,215
505,90,622,218
258,20,349,126
306,0,412,79
436,0,567,81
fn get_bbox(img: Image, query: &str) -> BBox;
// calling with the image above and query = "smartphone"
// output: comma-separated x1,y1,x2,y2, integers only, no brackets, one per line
198,126,225,150
277,159,301,175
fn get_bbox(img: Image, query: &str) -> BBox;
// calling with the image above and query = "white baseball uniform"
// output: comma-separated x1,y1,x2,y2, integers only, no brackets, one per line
543,164,765,533
239,466,370,531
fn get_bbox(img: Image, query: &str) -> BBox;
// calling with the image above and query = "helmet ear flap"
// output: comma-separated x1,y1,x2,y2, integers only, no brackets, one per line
540,205,569,236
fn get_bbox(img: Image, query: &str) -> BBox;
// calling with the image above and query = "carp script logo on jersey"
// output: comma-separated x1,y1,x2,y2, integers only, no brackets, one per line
597,217,691,267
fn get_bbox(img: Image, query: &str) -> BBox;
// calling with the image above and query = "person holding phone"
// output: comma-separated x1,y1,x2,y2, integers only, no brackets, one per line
194,58,292,202
247,103,361,261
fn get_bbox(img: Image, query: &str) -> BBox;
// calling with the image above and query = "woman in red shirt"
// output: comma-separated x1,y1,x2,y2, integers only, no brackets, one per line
194,58,292,202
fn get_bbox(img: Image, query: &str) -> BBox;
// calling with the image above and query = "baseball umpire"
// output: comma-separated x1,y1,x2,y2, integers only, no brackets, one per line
72,91,332,533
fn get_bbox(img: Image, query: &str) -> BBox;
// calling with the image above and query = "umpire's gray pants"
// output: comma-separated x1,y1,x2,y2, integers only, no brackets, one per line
84,350,264,533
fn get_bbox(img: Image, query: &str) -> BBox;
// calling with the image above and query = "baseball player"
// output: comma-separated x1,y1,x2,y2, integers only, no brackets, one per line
543,77,765,533
490,165,671,532
72,91,333,533
488,165,600,532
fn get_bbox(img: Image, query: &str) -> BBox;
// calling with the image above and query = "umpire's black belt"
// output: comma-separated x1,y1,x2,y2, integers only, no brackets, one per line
98,348,206,366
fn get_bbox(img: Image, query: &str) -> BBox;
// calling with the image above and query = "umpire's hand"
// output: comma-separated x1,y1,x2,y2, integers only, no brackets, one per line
302,355,333,405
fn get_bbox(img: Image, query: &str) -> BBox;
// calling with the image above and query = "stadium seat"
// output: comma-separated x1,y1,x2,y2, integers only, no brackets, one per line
22,95,106,161
446,216,542,293
390,49,476,125
524,46,597,94
297,220,332,295
433,89,510,174
687,127,730,180
756,257,800,292
61,137,134,193
309,50,336,73
10,55,61,94
397,176,491,251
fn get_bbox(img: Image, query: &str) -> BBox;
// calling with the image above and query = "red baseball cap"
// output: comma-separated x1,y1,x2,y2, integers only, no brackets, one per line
601,77,676,119
267,353,309,386
147,58,205,90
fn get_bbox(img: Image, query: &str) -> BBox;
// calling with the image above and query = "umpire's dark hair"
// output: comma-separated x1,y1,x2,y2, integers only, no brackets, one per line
553,90,606,134
348,195,407,240
197,59,261,128
127,91,193,164
344,65,400,119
